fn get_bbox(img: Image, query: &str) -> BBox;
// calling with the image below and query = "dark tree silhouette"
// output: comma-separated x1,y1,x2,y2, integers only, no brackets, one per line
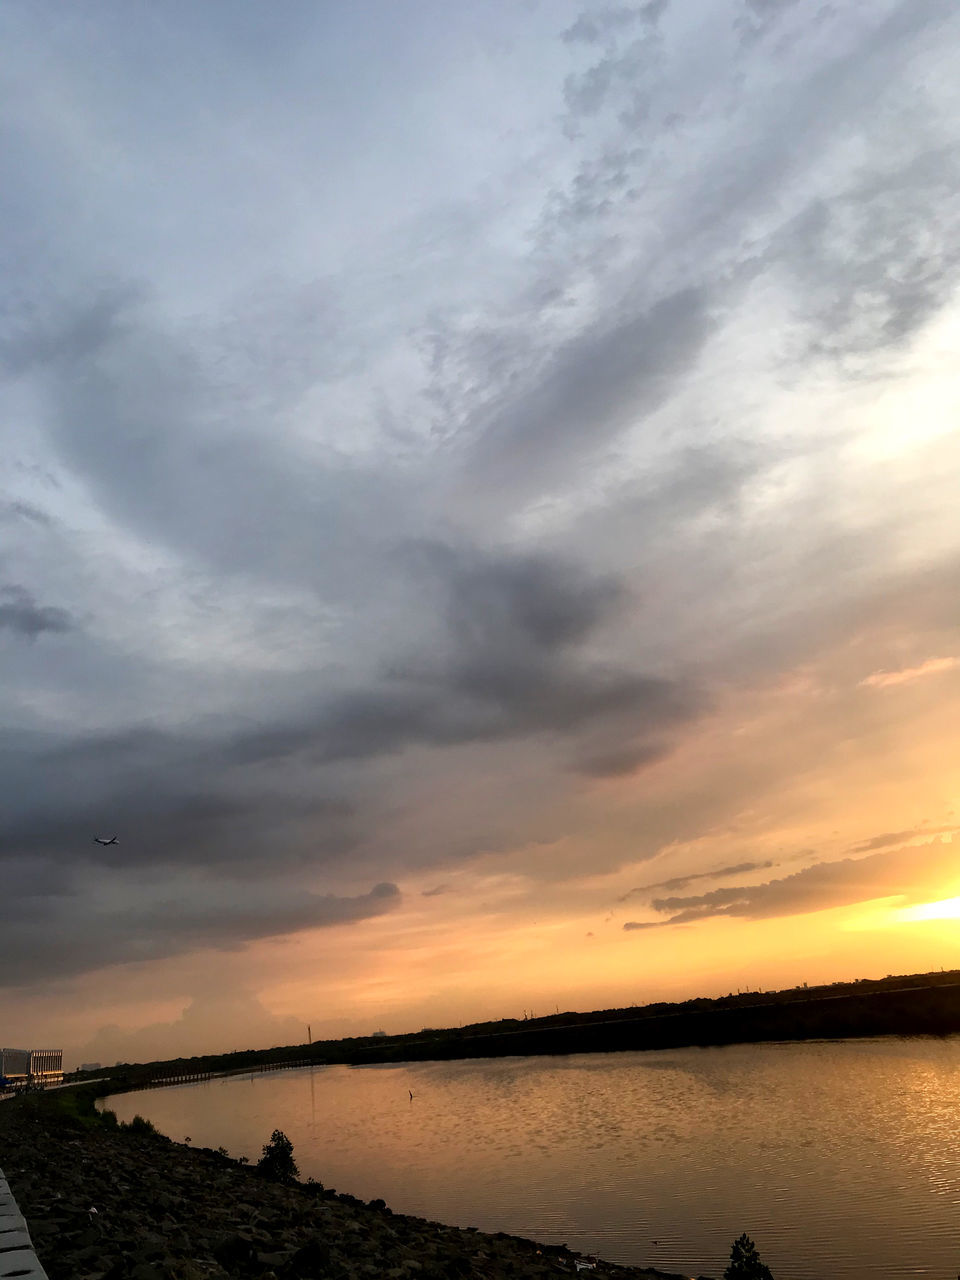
723,1233,774,1279
256,1128,299,1183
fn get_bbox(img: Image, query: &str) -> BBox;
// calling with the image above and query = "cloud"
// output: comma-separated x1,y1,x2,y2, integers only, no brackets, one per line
1,0,959,1035
224,545,704,770
0,500,53,526
458,286,716,509
618,860,775,901
848,830,914,853
0,585,73,639
848,827,956,853
860,657,960,689
0,540,704,987
562,7,651,47
574,741,672,778
561,2,668,124
736,0,814,47
0,722,359,871
75,989,309,1066
0,878,400,989
638,840,960,927
421,884,451,897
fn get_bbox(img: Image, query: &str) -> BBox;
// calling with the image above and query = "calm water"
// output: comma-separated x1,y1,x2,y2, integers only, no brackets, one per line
104,1038,960,1279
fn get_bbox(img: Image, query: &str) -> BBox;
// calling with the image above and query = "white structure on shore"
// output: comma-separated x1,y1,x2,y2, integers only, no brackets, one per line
0,1048,63,1087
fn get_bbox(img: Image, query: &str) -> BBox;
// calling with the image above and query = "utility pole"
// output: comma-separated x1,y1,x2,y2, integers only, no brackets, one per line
307,1024,312,1045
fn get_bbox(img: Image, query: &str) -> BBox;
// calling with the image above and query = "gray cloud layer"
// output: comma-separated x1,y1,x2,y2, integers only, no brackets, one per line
2,0,959,999
0,584,73,639
0,876,399,987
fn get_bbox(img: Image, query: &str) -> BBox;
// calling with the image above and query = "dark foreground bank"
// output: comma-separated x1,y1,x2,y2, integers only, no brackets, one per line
0,1089,703,1280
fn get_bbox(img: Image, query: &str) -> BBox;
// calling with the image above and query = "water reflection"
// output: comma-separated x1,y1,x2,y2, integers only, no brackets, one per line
105,1037,960,1280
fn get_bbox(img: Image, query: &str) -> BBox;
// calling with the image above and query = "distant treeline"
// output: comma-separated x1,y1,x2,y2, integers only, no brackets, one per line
84,967,960,1093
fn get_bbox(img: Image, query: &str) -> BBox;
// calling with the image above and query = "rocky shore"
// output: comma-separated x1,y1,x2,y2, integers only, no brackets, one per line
0,1088,705,1280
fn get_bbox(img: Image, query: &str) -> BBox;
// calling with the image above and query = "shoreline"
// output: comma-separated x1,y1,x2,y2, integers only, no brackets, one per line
74,969,960,1095
0,1090,709,1280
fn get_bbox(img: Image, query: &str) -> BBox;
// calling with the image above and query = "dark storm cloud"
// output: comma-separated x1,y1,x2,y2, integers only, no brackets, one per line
0,584,73,639
0,723,358,872
0,545,703,957
436,548,697,735
443,549,622,652
633,841,960,926
227,546,703,767
0,535,708,1002
0,880,400,988
0,793,352,966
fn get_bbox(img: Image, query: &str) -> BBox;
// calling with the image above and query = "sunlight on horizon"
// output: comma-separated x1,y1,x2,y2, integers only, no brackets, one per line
895,896,960,924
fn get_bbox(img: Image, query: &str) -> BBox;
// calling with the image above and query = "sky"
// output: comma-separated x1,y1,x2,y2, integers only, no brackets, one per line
2,0,960,1068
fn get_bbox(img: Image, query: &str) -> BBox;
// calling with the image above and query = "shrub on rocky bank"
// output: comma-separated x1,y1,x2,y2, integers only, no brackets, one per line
256,1128,299,1183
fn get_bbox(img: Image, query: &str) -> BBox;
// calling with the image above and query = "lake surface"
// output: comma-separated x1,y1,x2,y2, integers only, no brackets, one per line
104,1038,960,1279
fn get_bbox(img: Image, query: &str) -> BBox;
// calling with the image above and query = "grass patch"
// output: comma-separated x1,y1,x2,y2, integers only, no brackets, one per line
14,1086,107,1130
121,1113,160,1135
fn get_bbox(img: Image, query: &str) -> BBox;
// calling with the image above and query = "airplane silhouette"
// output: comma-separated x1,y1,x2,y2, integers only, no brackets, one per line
93,835,118,846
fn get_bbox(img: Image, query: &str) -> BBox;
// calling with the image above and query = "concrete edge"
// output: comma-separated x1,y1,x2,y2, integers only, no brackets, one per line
0,1169,49,1280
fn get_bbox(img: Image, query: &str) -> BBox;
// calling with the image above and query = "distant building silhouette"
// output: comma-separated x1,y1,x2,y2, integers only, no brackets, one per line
1,1047,63,1087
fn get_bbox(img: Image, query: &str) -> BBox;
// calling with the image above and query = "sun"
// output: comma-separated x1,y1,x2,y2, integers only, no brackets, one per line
895,896,960,923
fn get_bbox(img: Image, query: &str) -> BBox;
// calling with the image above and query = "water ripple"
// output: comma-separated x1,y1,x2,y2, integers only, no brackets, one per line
105,1037,960,1280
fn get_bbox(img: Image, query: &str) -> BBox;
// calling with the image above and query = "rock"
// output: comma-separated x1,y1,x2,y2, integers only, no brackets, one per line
284,1237,333,1275
257,1250,294,1267
0,1094,686,1280
212,1231,255,1268
128,1264,166,1280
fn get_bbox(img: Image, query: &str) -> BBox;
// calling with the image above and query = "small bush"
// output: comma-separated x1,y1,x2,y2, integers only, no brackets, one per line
723,1233,774,1280
256,1128,299,1183
123,1114,159,1136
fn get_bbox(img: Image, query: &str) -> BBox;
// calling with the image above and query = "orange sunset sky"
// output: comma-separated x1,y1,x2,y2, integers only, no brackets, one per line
2,0,960,1067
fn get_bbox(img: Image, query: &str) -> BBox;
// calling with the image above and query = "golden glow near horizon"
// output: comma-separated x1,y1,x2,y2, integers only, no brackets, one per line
895,897,960,924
